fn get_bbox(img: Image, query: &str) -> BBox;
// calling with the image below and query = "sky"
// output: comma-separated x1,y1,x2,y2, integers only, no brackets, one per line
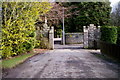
109,0,120,7
109,0,120,12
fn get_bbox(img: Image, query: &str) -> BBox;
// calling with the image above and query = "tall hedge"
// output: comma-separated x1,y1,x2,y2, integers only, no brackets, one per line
100,26,117,44
1,2,51,58
117,27,120,45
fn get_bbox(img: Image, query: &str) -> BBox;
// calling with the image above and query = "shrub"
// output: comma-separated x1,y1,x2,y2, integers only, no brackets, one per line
117,27,120,32
22,39,35,52
1,2,51,58
35,40,41,48
117,27,120,45
100,26,119,60
100,26,117,44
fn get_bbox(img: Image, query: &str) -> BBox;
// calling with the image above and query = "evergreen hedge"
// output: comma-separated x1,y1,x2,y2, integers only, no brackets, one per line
117,27,120,45
1,2,51,58
100,26,117,44
100,26,120,60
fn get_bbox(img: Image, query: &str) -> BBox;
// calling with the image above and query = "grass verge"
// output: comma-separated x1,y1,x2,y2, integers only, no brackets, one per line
2,53,34,69
1,49,47,69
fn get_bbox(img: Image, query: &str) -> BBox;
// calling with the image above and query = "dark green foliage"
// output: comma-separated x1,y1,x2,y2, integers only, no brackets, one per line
35,40,41,48
22,42,33,51
54,28,62,38
29,32,36,37
117,27,120,45
100,26,120,61
100,26,117,44
63,2,111,32
117,27,120,33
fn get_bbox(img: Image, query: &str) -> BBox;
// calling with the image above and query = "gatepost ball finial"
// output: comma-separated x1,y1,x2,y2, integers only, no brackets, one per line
83,26,86,29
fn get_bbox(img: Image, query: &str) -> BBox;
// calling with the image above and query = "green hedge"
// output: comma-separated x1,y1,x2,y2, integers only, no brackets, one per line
1,2,51,58
100,26,120,61
117,27,120,45
100,26,117,44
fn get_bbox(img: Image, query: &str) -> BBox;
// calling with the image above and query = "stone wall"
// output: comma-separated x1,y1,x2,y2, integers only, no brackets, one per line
65,33,83,44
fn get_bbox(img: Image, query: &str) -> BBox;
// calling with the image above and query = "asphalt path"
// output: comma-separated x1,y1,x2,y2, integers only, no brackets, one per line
3,44,120,78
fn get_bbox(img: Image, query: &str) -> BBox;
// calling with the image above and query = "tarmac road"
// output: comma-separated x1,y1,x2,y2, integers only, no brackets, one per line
3,44,120,78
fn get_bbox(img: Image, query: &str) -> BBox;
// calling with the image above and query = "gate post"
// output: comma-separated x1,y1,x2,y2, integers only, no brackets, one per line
49,26,54,50
83,26,88,48
88,24,96,48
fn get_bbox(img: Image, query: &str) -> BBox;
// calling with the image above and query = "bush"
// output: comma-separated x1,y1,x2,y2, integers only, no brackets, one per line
1,2,51,58
117,27,120,45
100,26,117,44
22,39,35,52
100,26,120,61
35,40,41,48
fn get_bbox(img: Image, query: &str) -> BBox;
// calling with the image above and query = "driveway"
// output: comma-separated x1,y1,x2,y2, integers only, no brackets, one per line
3,44,120,78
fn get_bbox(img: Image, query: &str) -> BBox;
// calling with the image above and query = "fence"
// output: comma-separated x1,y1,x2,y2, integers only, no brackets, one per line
100,41,120,60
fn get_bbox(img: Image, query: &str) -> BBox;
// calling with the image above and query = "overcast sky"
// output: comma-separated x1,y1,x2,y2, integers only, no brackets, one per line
109,0,120,12
109,0,120,7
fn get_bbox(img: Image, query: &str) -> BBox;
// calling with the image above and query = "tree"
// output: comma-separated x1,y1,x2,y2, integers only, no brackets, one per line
42,2,76,37
46,3,78,26
62,2,111,32
111,1,120,27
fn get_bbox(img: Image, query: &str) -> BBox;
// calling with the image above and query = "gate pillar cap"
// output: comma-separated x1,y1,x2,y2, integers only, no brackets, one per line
90,24,94,26
83,26,86,29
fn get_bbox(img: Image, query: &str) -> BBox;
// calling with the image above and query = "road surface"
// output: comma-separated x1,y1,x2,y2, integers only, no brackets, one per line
3,44,120,78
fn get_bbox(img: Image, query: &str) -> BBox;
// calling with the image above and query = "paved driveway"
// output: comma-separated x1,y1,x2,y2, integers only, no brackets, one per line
4,44,120,78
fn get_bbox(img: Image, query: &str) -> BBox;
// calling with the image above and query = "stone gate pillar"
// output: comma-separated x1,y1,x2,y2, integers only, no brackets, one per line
49,26,54,50
94,26,101,48
88,24,96,48
83,24,100,49
83,26,88,48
